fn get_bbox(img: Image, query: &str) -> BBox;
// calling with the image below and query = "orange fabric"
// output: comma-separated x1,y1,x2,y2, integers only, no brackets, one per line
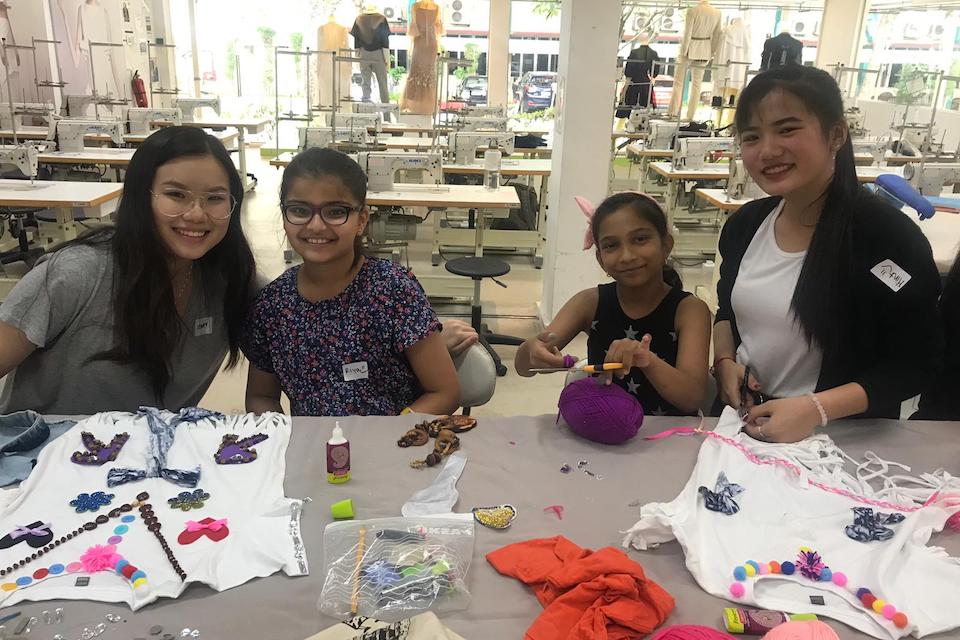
487,536,675,640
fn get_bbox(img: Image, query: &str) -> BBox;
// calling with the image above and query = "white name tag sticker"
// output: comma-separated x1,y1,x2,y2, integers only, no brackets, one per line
194,316,214,336
870,259,912,292
342,361,369,382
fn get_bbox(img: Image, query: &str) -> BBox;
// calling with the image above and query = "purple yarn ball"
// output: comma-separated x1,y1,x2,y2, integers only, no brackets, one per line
557,378,644,444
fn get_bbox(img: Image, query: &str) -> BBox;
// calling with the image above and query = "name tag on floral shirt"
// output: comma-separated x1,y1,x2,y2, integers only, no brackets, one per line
342,361,369,382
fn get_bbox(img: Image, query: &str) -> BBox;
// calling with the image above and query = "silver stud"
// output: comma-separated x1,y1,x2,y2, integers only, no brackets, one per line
41,610,51,625
53,635,64,640
54,608,64,624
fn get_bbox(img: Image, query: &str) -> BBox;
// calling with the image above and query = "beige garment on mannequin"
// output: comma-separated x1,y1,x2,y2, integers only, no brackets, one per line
317,21,352,112
668,1,722,119
400,2,442,115
717,18,751,91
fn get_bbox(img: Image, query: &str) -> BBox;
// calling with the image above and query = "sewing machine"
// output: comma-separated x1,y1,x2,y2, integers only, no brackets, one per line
625,109,652,135
902,162,960,196
726,159,766,200
173,96,221,123
48,118,125,153
852,137,889,167
298,127,370,151
672,137,733,170
648,121,680,150
351,102,400,120
334,112,382,135
126,107,182,135
0,144,39,181
449,131,516,165
0,103,56,129
845,107,867,138
65,94,126,119
355,152,443,191
455,116,508,132
462,105,506,118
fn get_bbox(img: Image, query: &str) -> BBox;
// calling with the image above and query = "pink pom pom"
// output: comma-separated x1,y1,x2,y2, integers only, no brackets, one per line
729,582,746,598
832,572,848,587
558,378,644,444
80,544,121,573
882,604,897,620
758,563,770,575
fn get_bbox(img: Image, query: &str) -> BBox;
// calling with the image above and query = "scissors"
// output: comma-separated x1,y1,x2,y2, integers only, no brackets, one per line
738,365,768,420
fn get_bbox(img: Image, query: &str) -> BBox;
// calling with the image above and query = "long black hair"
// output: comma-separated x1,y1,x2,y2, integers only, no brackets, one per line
591,191,683,289
735,65,860,352
280,147,368,266
66,126,255,399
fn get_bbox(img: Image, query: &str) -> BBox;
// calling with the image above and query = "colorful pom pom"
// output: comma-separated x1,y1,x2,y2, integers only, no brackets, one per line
832,572,848,587
133,577,148,588
730,582,746,598
759,563,770,575
781,562,795,576
799,546,812,553
769,561,781,574
882,604,897,620
80,544,121,573
856,587,872,598
745,564,757,577
733,566,747,581
893,613,908,629
820,568,832,582
872,599,886,613
746,560,760,572
862,594,877,608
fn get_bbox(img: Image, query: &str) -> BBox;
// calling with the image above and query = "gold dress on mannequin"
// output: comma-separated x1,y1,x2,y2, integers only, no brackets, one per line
401,2,442,115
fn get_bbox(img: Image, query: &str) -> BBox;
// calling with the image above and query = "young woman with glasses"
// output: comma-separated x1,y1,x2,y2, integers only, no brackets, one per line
0,126,256,413
241,147,460,416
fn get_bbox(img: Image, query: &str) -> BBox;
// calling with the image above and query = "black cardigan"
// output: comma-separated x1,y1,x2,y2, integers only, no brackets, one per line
914,265,960,420
715,194,944,418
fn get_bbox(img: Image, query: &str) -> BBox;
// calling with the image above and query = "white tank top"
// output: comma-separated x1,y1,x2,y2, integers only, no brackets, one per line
731,200,823,397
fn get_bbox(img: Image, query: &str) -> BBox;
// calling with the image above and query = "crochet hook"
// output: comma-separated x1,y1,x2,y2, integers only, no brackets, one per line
530,362,625,374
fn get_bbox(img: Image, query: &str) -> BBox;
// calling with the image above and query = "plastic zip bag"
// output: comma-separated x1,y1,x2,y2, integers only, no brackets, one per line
318,514,474,622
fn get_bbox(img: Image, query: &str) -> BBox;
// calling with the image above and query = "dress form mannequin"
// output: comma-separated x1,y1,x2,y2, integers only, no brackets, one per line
761,31,803,70
400,0,443,115
616,37,659,118
668,0,722,120
716,16,751,126
0,1,22,102
77,0,122,98
318,15,352,119
351,5,391,109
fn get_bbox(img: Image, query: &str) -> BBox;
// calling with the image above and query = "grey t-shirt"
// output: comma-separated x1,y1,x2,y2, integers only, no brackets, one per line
0,244,229,415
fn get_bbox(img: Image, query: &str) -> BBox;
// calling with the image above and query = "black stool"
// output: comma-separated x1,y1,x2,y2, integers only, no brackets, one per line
444,256,524,377
1,207,45,268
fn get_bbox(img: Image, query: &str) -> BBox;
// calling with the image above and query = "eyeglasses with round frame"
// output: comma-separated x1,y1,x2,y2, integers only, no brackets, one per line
280,201,360,226
150,188,237,220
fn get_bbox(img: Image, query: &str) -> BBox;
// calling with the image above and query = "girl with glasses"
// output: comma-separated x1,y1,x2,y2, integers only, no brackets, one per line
0,126,256,413
241,147,460,416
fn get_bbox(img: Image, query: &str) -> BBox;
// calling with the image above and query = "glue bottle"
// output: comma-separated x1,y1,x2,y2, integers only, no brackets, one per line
483,143,502,190
326,422,351,484
723,608,817,635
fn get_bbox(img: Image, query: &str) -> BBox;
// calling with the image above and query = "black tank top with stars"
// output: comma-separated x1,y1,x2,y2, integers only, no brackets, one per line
586,283,692,416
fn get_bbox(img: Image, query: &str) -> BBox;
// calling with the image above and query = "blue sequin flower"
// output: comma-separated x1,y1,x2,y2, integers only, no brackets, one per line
167,489,210,511
69,491,115,513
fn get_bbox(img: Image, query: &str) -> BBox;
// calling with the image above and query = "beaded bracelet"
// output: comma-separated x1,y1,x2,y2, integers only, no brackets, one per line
807,393,828,428
0,500,135,578
136,493,187,581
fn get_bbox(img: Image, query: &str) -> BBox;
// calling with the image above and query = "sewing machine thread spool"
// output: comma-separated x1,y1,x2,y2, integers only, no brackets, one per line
484,145,502,190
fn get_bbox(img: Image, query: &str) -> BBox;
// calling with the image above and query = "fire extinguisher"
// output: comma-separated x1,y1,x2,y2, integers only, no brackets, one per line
131,70,148,107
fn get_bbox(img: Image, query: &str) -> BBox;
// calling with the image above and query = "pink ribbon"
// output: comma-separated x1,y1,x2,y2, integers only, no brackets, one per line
185,518,227,533
10,523,51,539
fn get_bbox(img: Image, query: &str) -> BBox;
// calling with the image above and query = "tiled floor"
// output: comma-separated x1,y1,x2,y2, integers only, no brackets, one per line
199,152,715,417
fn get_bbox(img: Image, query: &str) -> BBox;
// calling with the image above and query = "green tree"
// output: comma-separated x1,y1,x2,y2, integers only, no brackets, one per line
257,26,277,93
532,1,560,20
291,32,304,87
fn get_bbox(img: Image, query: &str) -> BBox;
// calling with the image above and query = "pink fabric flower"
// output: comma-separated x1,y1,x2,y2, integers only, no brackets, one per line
80,544,121,573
